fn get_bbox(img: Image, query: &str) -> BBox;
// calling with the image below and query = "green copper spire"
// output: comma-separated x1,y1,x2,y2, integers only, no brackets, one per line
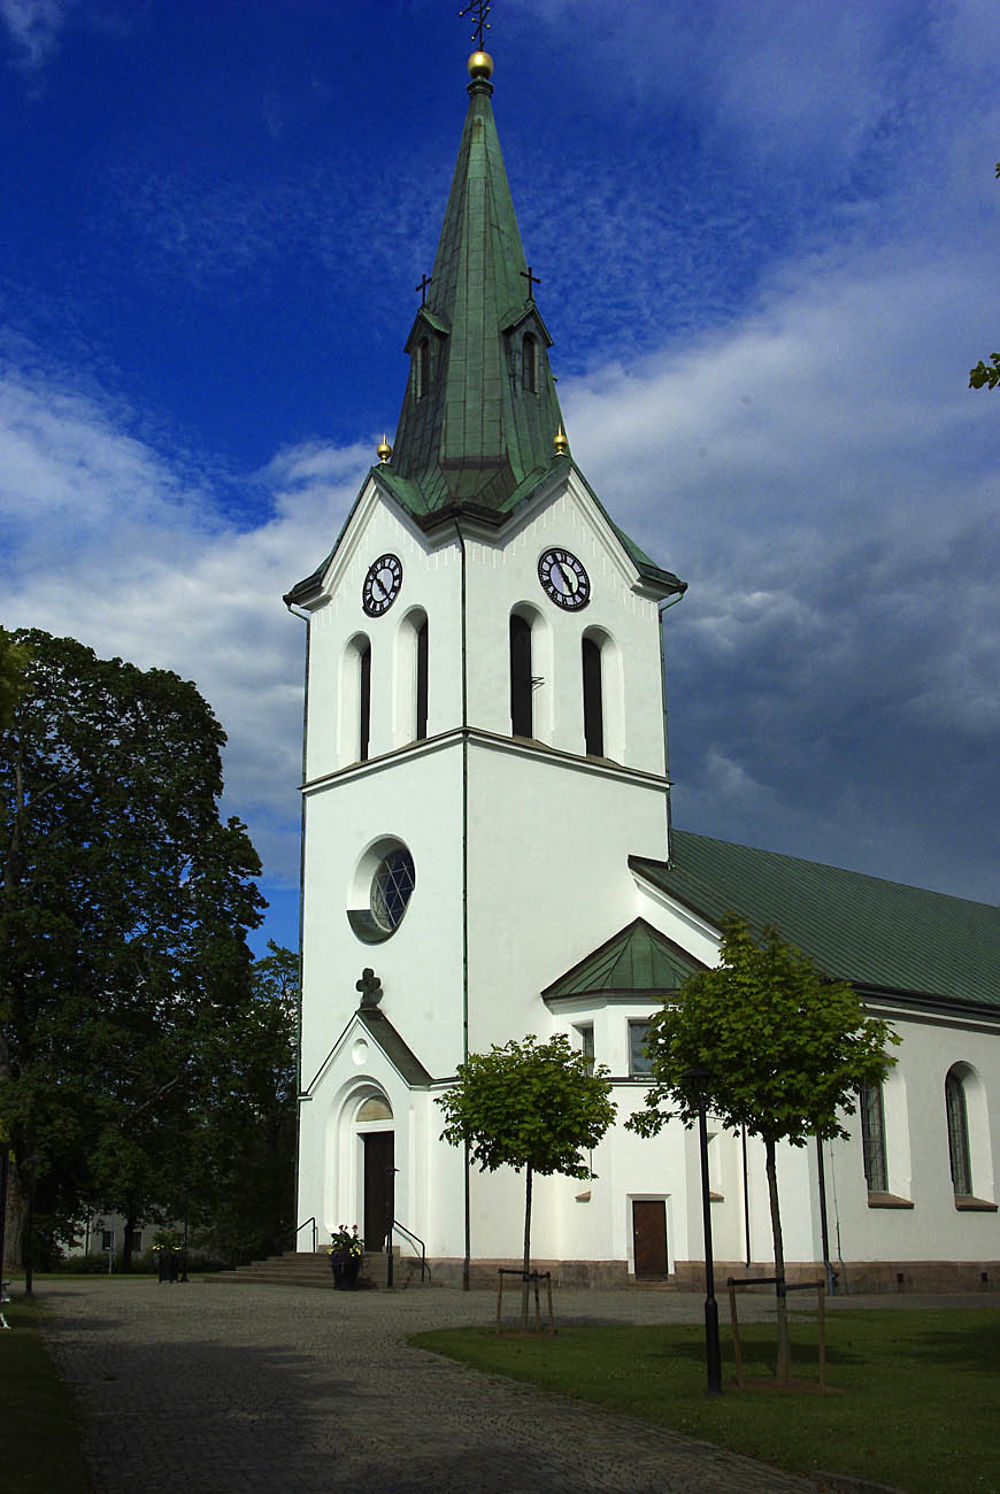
286,52,686,607
386,54,566,515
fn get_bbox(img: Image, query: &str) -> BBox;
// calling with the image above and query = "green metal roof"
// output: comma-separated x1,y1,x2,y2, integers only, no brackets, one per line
284,65,685,607
388,71,565,512
632,831,1000,1011
358,1008,433,1088
542,917,705,1001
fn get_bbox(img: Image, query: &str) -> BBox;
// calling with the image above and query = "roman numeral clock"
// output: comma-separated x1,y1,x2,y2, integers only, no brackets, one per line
538,548,591,610
362,553,403,617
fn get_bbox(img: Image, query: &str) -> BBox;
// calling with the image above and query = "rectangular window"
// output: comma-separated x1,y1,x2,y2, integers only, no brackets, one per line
130,1229,143,1253
575,1024,595,1074
859,1083,888,1193
629,1020,653,1077
101,1229,114,1251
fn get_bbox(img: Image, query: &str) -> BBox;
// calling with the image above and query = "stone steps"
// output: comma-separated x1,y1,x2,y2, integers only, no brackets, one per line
208,1248,432,1290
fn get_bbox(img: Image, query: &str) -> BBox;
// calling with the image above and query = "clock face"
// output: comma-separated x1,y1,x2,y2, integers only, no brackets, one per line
538,548,591,610
362,553,403,617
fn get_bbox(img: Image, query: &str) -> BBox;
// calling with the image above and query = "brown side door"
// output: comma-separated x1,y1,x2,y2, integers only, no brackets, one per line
632,1199,668,1276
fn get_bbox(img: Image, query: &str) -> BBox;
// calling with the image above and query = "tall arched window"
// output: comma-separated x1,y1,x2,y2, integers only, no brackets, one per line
582,635,604,757
415,616,428,741
358,640,371,762
394,609,428,747
522,333,538,393
340,634,372,766
859,1083,888,1193
510,613,533,737
945,1066,973,1196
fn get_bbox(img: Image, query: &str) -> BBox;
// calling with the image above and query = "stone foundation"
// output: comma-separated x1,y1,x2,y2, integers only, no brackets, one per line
668,1258,1000,1295
416,1256,1000,1293
421,1258,629,1290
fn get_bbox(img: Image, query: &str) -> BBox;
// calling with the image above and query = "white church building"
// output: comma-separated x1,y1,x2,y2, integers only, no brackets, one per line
285,48,1000,1291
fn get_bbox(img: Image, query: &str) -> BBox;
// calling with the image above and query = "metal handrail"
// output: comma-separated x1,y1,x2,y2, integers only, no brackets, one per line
295,1216,318,1253
386,1218,428,1286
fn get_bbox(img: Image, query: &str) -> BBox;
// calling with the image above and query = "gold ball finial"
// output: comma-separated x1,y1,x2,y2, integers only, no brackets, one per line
377,434,392,464
553,425,569,458
467,50,494,79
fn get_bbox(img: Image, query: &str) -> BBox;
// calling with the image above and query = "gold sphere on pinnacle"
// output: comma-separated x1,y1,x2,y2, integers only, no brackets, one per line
467,50,494,79
377,434,392,464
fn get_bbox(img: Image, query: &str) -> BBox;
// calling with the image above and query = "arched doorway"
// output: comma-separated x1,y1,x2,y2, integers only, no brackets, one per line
356,1095,394,1252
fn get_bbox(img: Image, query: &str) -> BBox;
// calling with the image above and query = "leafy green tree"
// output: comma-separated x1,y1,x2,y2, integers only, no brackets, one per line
0,628,30,731
438,1034,615,1324
969,352,1000,390
187,941,299,1265
0,629,265,1269
969,164,1000,389
627,915,896,1382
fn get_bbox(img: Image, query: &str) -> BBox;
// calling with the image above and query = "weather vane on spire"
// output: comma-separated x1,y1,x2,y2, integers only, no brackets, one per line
459,0,491,52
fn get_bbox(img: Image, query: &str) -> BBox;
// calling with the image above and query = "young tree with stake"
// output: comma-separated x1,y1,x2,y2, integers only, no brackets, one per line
438,1034,615,1326
627,915,897,1382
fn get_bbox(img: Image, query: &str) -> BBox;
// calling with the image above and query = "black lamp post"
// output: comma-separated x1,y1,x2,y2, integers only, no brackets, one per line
179,1197,189,1284
385,1165,398,1289
0,1142,9,1289
688,1068,723,1395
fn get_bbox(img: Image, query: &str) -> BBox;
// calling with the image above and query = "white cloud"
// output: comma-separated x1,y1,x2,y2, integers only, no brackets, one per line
0,350,370,890
0,0,72,69
559,216,1000,902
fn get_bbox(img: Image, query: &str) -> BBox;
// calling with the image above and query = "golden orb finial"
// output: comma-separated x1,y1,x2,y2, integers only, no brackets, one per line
467,50,494,80
377,434,392,464
553,425,569,458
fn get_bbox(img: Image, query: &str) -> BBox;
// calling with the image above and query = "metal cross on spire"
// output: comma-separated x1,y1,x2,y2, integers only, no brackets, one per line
459,0,491,52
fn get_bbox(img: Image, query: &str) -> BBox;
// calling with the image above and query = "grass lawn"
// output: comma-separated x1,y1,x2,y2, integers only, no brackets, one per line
0,1296,94,1492
412,1308,1000,1494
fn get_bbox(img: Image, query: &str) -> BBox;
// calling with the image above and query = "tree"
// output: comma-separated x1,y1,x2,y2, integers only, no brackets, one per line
438,1034,615,1325
626,915,896,1382
186,941,299,1265
969,164,1000,389
0,628,30,731
0,629,265,1270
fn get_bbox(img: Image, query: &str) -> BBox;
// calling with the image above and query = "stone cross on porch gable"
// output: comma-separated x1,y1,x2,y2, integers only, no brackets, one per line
357,967,383,1010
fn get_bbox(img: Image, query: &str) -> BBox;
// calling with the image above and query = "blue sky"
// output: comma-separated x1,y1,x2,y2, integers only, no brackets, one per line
2,0,998,957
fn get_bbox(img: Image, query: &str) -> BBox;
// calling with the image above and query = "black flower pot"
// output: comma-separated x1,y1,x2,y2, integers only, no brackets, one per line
331,1256,361,1290
157,1252,178,1283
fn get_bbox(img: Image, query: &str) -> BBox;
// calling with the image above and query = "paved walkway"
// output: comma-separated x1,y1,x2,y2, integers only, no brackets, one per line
38,1277,823,1494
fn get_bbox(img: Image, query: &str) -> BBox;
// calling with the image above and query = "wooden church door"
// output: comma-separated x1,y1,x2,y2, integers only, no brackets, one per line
362,1132,395,1252
632,1200,668,1277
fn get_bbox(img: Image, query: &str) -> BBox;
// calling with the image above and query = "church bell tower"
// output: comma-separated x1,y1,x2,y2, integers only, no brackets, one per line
286,42,686,1269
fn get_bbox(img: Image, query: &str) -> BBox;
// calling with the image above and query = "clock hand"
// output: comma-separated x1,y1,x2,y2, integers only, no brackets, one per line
556,563,576,595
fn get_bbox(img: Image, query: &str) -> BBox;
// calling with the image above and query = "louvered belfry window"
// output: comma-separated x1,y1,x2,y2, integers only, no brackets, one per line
510,613,533,737
358,640,371,762
416,617,429,741
582,636,604,757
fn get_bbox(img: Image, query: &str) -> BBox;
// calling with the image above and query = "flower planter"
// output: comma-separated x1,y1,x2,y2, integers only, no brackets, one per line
330,1256,361,1291
156,1251,179,1283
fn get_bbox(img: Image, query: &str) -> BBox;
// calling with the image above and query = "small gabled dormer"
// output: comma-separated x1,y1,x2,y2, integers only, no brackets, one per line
403,306,449,405
502,303,555,401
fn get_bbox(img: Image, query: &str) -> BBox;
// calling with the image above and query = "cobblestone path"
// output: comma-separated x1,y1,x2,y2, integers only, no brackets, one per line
41,1278,820,1494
